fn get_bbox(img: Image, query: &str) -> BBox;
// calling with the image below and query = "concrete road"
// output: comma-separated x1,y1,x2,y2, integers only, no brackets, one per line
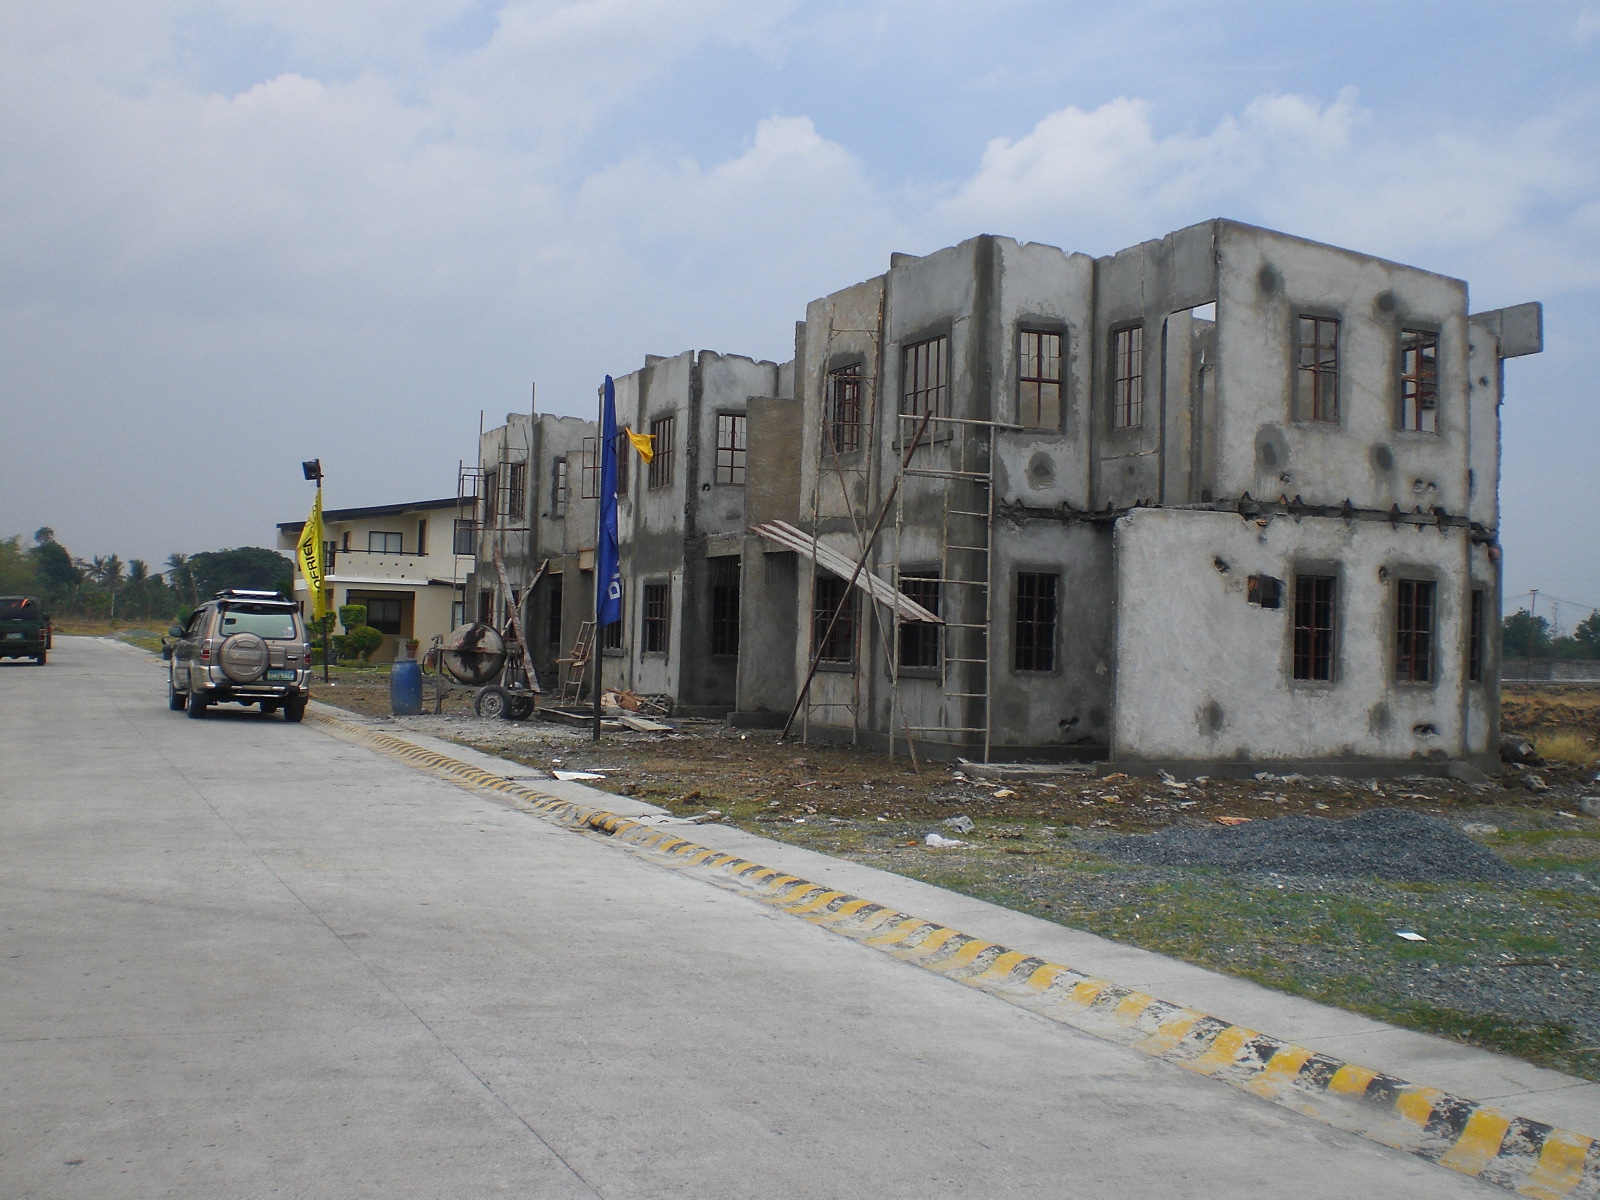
1,638,1502,1198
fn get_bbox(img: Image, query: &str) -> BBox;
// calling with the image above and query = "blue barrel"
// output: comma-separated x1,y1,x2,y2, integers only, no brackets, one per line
390,657,422,716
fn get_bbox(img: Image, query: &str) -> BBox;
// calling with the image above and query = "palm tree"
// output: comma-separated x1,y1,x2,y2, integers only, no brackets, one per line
165,553,197,610
127,559,150,620
88,554,125,618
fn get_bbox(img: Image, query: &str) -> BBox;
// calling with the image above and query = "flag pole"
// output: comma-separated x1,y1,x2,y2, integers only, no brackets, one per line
592,382,604,743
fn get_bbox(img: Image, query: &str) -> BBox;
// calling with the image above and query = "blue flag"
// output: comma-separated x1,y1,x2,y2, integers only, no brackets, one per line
597,375,622,626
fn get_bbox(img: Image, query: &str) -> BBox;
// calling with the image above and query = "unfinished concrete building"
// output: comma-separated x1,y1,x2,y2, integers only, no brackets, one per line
471,350,792,714
749,221,1541,774
472,219,1539,774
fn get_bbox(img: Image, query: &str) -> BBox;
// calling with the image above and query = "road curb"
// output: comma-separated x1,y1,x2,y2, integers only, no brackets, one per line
310,710,1600,1199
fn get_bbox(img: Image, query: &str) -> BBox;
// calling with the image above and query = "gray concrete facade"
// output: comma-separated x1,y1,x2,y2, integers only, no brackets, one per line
470,220,1539,773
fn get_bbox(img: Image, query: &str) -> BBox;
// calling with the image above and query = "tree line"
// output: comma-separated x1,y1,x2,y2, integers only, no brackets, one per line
1502,608,1600,661
0,528,294,624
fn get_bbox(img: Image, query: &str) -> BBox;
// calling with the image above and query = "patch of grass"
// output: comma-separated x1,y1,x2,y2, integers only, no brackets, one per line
1399,1003,1580,1064
1536,730,1598,766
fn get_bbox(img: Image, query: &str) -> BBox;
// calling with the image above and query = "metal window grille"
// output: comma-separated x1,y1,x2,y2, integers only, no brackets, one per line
1019,330,1063,428
901,336,948,419
643,582,669,653
580,437,601,499
602,598,623,649
715,414,747,485
551,458,568,517
1298,316,1340,422
367,531,403,554
614,432,630,495
1014,572,1058,671
482,470,498,525
826,363,862,453
1112,326,1143,428
1396,578,1436,682
709,556,740,656
648,417,676,489
1292,574,1336,681
812,574,856,664
452,519,476,556
1467,587,1485,682
897,575,940,668
1400,329,1439,433
508,462,527,518
478,590,493,624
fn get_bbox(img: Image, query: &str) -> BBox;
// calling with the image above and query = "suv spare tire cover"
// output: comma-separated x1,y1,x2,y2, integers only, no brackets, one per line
218,632,270,683
441,623,506,686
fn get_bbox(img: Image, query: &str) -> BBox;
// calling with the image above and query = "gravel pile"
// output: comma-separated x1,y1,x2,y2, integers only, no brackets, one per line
1096,807,1522,883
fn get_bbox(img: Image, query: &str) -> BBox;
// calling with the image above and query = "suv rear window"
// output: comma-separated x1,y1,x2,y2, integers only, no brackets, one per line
218,605,299,640
0,598,38,619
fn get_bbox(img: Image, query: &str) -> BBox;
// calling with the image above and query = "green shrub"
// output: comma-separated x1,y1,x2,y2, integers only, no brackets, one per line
343,625,384,661
338,603,367,633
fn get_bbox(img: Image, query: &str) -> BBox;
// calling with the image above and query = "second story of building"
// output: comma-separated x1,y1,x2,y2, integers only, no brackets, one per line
275,496,471,591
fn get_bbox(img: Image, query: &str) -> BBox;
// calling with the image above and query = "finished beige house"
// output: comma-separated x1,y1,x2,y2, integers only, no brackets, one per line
276,497,472,661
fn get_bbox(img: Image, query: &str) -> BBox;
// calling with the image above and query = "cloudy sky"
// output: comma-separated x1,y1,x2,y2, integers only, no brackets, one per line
2,1,1597,621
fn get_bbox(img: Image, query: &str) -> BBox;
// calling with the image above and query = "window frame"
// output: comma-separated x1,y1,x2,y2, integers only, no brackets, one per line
900,335,948,421
1467,586,1486,683
481,469,498,526
1395,576,1438,684
896,572,941,672
825,362,864,454
366,530,403,555
642,581,670,655
614,431,630,496
1291,573,1338,682
507,462,527,520
714,413,747,485
648,416,676,489
708,555,740,658
452,518,477,557
1017,328,1064,429
1296,314,1341,423
1398,327,1440,434
812,573,857,667
1110,324,1143,430
550,457,569,518
580,437,601,499
1013,571,1059,673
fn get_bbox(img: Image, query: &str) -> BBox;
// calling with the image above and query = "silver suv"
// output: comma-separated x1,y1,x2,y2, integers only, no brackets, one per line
166,589,312,721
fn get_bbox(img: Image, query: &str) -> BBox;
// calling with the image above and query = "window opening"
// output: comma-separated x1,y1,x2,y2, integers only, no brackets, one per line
901,336,948,419
1298,316,1340,422
546,575,563,646
452,519,477,556
614,432,630,495
508,462,527,519
709,556,740,656
1014,572,1058,671
1292,575,1336,681
367,531,403,554
1396,578,1436,682
551,458,568,517
1018,330,1063,428
897,575,940,669
812,574,857,665
648,416,676,489
715,414,747,485
1112,325,1143,429
361,596,403,636
826,363,863,453
1400,329,1439,433
642,582,670,653
602,593,623,650
482,470,498,526
416,520,427,556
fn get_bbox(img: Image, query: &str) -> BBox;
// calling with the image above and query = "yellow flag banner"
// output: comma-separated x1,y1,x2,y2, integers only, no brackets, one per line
296,491,327,620
625,427,655,463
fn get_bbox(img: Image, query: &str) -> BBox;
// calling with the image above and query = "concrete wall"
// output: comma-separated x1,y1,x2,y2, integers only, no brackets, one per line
1110,507,1496,771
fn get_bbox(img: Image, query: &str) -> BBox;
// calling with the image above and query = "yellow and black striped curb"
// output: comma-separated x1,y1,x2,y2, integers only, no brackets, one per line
311,710,1600,1199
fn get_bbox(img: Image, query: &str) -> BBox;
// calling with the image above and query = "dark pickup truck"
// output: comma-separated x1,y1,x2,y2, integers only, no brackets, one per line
0,596,51,664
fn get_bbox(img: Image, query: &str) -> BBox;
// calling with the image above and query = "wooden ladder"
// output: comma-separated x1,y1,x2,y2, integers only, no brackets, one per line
555,620,595,706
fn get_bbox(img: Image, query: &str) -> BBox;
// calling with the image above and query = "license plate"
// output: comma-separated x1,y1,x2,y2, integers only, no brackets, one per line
265,668,296,681
3,632,21,640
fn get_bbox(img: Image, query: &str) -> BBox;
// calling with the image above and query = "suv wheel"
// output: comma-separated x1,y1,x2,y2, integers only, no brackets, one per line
168,676,185,711
283,695,307,723
34,649,46,665
186,688,209,719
